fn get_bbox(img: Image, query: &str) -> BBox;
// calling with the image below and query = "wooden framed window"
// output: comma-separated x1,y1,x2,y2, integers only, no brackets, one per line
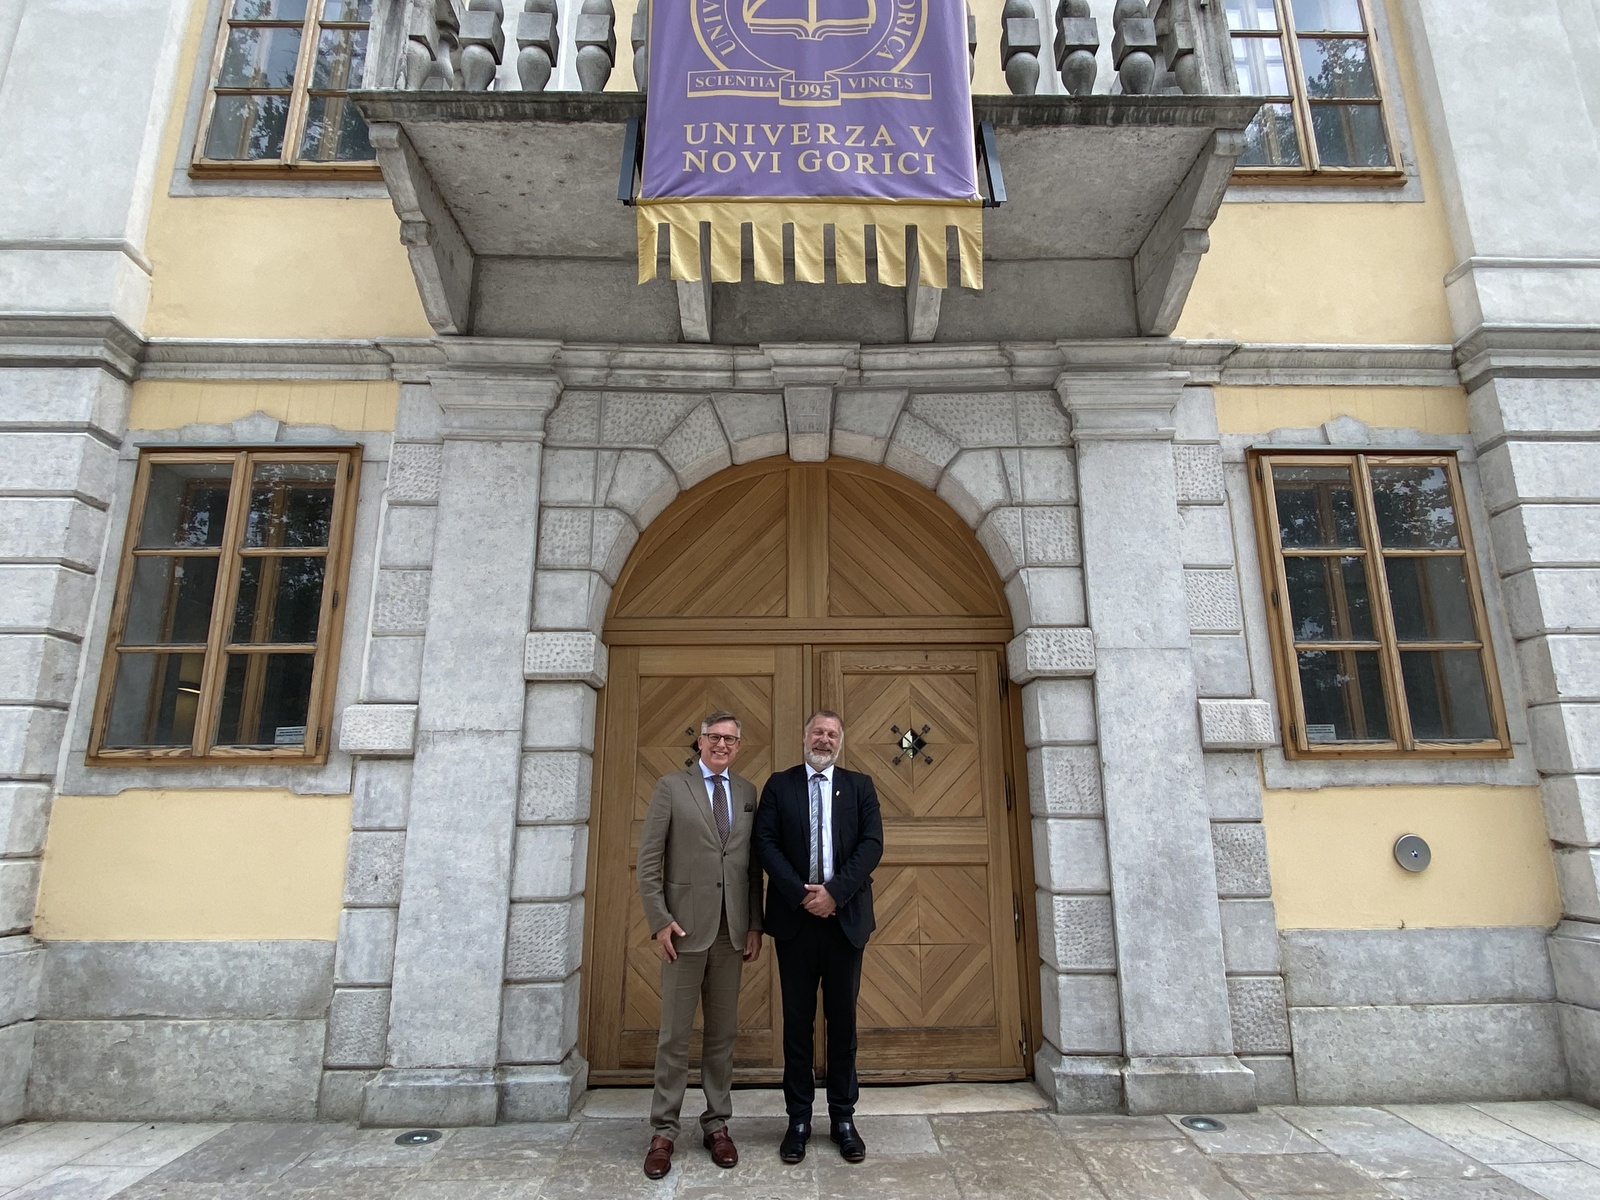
89,449,361,764
1251,452,1511,758
194,0,377,176
1227,0,1401,179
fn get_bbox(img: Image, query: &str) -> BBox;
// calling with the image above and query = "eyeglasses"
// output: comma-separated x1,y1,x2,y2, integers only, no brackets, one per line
702,733,741,745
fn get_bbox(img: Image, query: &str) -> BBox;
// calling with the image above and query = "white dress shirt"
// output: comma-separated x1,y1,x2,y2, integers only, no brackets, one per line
808,763,836,883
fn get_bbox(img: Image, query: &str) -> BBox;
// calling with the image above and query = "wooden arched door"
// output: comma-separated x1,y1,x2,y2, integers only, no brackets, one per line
582,460,1040,1083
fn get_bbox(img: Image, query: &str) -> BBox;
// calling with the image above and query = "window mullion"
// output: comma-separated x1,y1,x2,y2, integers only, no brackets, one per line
1277,0,1320,172
281,1,326,167
1353,454,1412,750
193,452,253,755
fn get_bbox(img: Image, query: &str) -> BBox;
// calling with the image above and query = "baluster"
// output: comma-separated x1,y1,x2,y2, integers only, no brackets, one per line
404,0,453,88
460,0,505,90
1000,0,1042,95
1054,0,1099,96
632,0,649,89
966,4,977,81
574,0,617,91
1152,0,1199,93
1112,0,1157,94
516,0,559,91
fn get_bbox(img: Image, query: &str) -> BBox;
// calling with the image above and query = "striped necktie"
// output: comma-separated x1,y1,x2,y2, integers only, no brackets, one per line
711,775,731,846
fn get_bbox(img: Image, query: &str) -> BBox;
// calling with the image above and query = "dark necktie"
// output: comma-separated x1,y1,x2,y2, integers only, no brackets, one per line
809,773,825,884
712,774,731,846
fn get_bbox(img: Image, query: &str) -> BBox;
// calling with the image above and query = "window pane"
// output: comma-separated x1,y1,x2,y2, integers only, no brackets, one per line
1238,103,1303,167
1232,36,1290,95
103,652,205,748
1285,555,1374,641
322,0,373,18
231,0,308,18
217,25,303,89
1309,101,1392,166
203,93,291,160
1299,37,1378,98
1226,0,1280,31
1273,465,1362,548
1290,0,1364,33
300,95,375,161
310,26,367,89
245,463,337,547
1385,555,1477,642
125,556,219,645
1369,465,1459,548
215,652,316,746
1297,649,1390,742
232,556,326,643
138,463,234,548
1400,650,1494,741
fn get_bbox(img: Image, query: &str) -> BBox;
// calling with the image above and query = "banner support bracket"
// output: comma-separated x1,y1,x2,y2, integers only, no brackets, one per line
618,115,644,205
978,121,1006,207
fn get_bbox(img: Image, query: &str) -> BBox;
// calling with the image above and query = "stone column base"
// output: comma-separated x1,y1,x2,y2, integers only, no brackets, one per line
1033,1045,1124,1113
1123,1055,1257,1116
361,1067,499,1127
500,1054,588,1121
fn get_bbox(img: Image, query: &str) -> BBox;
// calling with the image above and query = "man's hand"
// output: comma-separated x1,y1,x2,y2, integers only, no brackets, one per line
655,921,686,962
802,884,837,918
743,929,763,963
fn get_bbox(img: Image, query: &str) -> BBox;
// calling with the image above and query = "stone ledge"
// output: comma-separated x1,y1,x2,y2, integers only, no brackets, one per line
339,705,419,757
1008,628,1096,683
524,632,608,688
1198,699,1275,750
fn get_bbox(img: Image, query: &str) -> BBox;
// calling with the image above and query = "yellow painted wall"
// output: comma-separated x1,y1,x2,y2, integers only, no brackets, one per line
141,0,431,339
35,791,351,941
1214,385,1469,436
1175,7,1458,346
1263,785,1561,931
130,379,399,431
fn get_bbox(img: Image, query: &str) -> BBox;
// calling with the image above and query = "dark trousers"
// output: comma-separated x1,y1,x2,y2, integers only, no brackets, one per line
775,913,864,1125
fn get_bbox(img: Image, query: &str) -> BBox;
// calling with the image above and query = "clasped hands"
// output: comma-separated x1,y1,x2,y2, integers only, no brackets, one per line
655,922,764,964
802,882,837,918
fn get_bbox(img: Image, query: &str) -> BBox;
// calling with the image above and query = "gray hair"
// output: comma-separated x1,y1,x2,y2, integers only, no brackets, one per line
701,711,742,736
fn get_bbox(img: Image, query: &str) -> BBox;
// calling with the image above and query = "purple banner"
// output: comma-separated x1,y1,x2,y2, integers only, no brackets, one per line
641,0,979,203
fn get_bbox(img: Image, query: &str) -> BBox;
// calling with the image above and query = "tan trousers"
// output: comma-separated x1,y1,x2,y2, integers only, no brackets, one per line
649,909,743,1140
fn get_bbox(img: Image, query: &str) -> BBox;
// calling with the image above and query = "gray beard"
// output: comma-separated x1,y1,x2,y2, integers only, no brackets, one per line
803,748,838,772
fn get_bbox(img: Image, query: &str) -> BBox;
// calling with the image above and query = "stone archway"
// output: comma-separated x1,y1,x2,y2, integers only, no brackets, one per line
580,458,1039,1083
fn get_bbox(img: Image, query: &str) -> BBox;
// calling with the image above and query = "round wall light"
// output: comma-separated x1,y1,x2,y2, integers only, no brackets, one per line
1394,834,1431,873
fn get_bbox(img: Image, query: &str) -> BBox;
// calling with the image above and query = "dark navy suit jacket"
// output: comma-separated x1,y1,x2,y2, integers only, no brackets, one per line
754,763,884,949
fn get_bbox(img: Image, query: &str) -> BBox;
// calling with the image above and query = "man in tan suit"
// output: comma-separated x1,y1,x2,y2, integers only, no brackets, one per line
636,710,764,1178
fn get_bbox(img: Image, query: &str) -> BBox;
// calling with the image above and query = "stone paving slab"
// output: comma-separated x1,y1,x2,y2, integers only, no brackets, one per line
0,1099,1595,1199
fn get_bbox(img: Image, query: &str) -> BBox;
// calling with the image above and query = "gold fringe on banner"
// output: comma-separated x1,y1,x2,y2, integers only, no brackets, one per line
636,199,983,290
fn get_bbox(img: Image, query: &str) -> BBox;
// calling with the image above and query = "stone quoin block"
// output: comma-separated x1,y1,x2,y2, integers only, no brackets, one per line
1008,627,1096,683
1199,699,1275,750
524,632,608,687
339,705,419,757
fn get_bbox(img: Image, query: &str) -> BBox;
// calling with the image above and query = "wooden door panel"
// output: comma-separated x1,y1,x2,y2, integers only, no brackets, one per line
823,648,1025,1077
588,644,802,1081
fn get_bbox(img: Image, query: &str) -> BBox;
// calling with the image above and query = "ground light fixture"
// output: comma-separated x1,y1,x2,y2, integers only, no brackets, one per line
396,1130,444,1145
1179,1116,1227,1132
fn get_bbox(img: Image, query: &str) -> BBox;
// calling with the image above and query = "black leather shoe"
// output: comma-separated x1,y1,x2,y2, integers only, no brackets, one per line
831,1120,866,1162
779,1121,810,1163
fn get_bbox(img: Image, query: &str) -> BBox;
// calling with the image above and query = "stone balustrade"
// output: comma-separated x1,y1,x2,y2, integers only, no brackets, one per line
1001,0,1234,97
385,0,1233,97
394,0,616,92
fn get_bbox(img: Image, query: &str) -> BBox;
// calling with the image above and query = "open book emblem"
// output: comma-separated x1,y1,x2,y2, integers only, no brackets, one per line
742,0,878,40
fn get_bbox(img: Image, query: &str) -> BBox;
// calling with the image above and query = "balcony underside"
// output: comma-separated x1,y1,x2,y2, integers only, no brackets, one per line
353,91,1260,345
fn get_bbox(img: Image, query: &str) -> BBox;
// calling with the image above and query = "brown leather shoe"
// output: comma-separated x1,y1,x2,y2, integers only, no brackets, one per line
643,1135,674,1178
703,1126,739,1168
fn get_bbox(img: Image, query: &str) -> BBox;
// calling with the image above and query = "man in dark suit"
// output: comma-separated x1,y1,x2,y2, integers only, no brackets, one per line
754,709,883,1164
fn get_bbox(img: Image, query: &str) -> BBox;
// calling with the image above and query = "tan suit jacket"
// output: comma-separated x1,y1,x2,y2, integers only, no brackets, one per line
637,766,764,954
